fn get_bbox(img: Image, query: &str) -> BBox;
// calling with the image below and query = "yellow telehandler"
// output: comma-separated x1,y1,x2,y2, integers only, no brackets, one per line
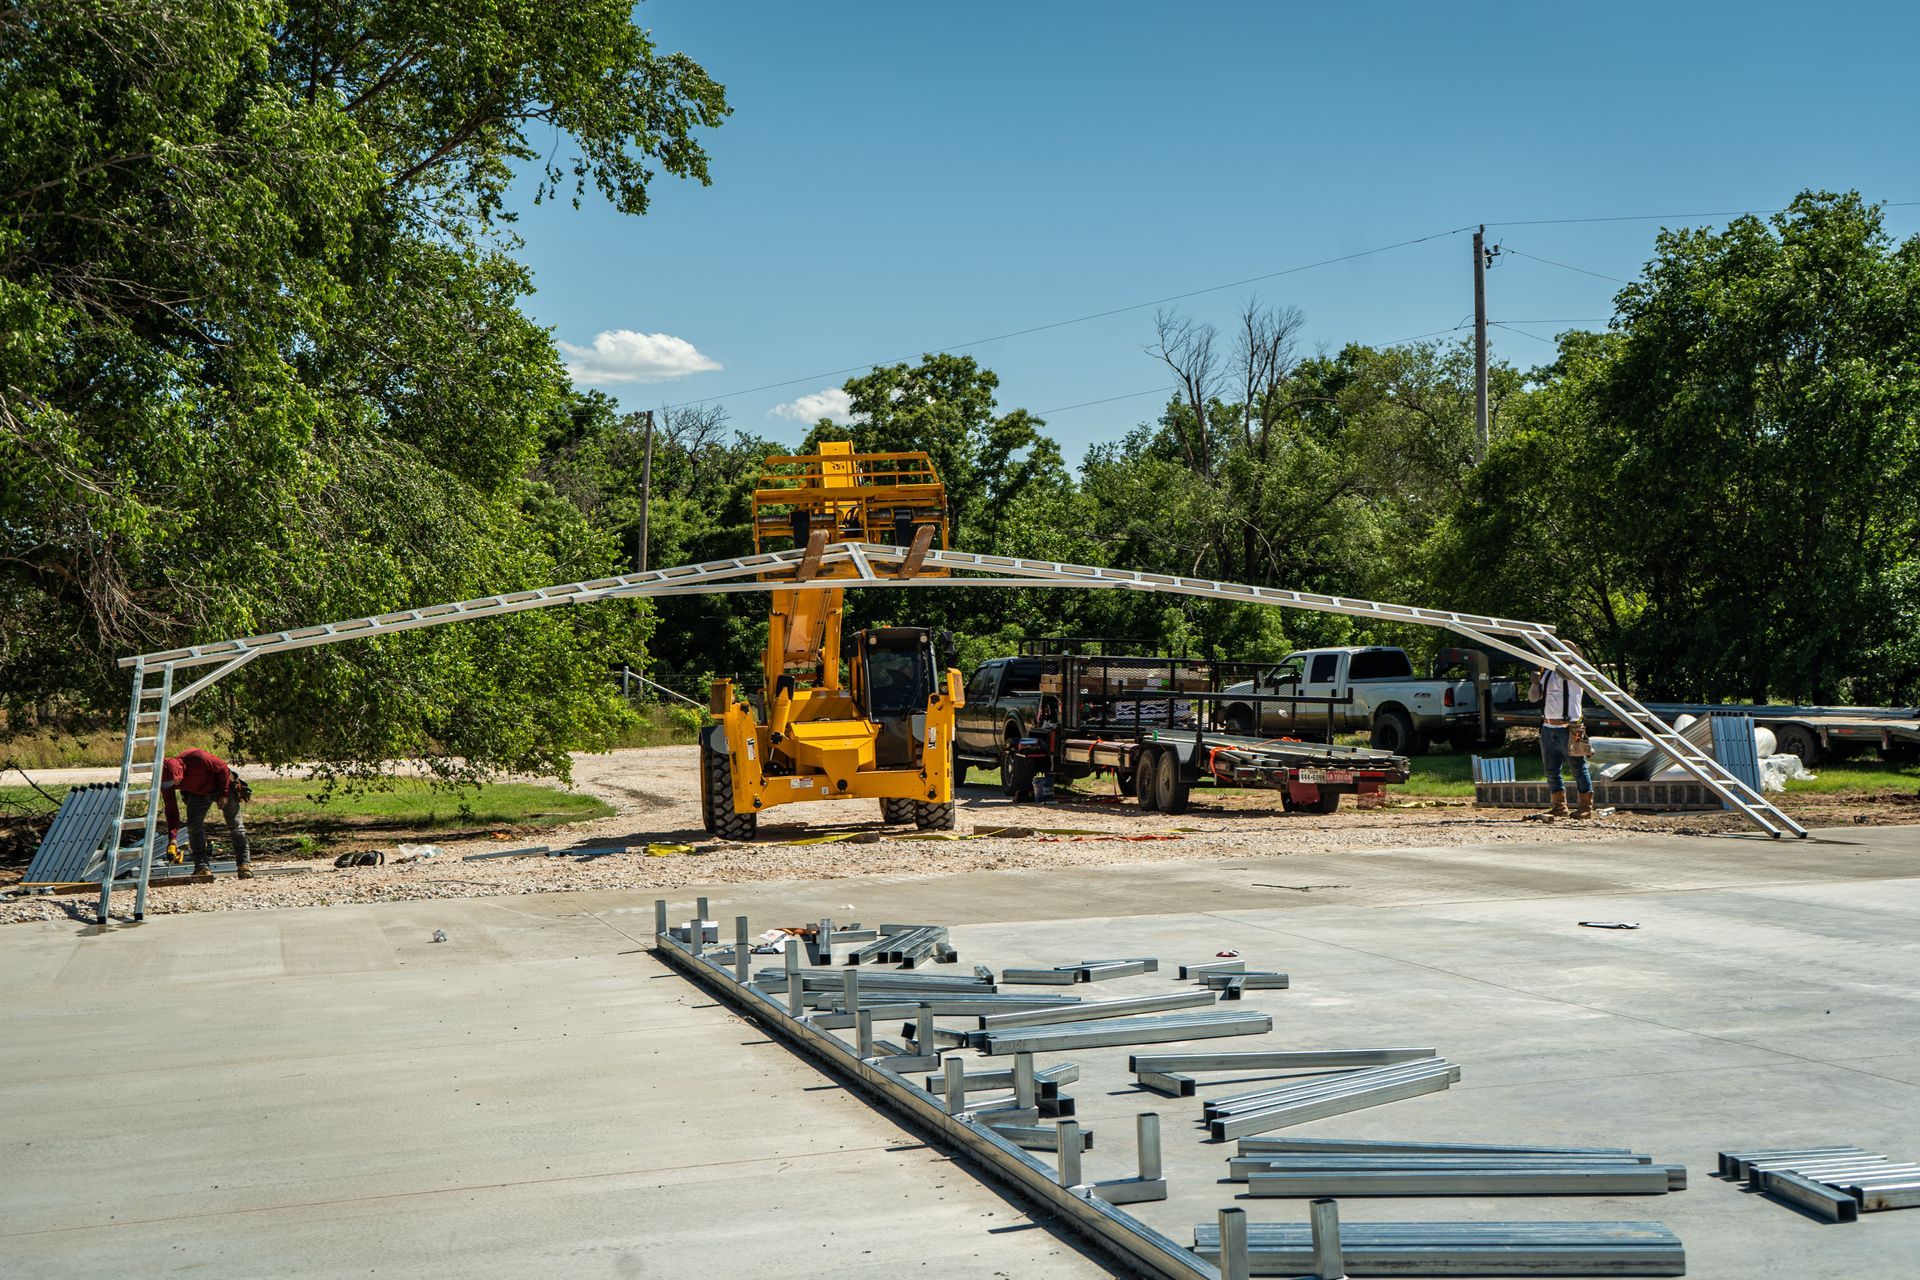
699,442,964,840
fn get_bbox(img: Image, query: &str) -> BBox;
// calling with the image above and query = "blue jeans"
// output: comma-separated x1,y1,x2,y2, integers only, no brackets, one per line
1540,725,1592,795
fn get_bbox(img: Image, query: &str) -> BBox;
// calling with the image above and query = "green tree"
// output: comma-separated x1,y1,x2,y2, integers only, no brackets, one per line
0,0,727,782
1594,192,1920,702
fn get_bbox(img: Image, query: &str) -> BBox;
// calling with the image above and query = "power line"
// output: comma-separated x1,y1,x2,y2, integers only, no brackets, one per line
662,225,1475,409
1487,321,1562,348
1486,200,1920,229
1034,387,1172,416
1502,246,1632,285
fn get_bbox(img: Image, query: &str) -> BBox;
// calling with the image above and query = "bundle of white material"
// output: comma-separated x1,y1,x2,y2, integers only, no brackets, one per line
1594,717,1782,782
1759,752,1816,792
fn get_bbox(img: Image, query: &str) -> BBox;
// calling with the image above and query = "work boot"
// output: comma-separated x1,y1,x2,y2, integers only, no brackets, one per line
1573,791,1595,819
236,865,255,879
1548,792,1568,818
192,862,211,877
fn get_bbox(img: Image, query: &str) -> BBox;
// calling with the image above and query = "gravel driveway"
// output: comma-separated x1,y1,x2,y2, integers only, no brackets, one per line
0,745,1820,925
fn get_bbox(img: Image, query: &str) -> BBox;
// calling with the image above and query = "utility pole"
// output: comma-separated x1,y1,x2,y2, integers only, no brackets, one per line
1471,227,1502,462
1472,225,1489,463
636,409,655,572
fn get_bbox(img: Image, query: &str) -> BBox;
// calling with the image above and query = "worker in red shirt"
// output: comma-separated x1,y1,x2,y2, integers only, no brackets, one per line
161,748,254,878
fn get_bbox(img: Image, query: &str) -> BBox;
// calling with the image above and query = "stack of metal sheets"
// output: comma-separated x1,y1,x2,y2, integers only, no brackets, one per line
1722,1145,1920,1221
1192,1220,1686,1276
1229,1136,1684,1196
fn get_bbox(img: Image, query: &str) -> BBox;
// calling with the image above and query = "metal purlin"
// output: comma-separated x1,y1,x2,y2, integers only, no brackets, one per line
98,541,1800,916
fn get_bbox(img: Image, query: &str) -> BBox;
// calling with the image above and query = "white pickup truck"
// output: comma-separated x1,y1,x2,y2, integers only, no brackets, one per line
1220,646,1513,755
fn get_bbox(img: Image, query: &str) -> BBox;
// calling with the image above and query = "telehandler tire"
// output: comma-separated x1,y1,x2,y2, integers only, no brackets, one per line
700,740,757,841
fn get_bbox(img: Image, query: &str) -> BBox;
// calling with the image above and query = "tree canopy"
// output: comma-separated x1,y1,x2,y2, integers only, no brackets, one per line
0,0,727,782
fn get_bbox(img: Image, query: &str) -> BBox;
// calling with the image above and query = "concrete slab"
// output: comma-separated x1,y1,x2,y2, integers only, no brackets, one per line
0,897,1106,1279
4,823,1919,1278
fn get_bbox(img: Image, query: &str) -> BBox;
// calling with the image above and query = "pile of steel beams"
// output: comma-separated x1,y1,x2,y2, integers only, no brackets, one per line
1721,1145,1920,1220
1003,958,1159,983
1192,1220,1686,1277
843,923,955,967
1206,971,1288,999
1130,1047,1438,1097
1204,1057,1462,1140
1228,1136,1684,1197
979,1009,1272,1056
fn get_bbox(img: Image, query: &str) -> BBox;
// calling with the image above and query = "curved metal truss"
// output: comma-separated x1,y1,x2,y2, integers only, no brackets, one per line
92,543,1802,923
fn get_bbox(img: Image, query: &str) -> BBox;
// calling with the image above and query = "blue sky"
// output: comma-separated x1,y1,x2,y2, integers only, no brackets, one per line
508,2,1920,463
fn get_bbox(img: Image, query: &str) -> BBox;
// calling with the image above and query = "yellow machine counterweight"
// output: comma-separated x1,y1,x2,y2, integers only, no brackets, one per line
698,443,965,840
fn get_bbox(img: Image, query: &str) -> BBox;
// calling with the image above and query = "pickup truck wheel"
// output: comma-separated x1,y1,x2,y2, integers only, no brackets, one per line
700,740,757,841
1370,709,1426,756
1153,748,1191,815
1774,724,1821,767
880,798,915,824
998,740,1025,797
1006,755,1037,802
1116,768,1138,797
1224,707,1255,738
1134,751,1161,812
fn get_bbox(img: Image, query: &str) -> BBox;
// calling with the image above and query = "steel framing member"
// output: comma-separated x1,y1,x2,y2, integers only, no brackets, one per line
96,539,1805,921
650,906,1223,1280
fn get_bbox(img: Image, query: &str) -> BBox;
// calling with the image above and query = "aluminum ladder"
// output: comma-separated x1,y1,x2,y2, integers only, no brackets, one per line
1518,632,1805,839
99,659,175,923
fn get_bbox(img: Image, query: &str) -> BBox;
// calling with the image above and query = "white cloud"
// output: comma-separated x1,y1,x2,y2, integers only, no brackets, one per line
556,330,721,384
769,387,858,425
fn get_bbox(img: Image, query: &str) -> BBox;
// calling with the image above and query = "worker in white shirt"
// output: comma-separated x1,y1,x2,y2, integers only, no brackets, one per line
1528,663,1594,818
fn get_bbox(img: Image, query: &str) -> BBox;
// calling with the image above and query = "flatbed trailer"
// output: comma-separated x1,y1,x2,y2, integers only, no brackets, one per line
1001,646,1411,814
1038,728,1411,815
1492,701,1920,767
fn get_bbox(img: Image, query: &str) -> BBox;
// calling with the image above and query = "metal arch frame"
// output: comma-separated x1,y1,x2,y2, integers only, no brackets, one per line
98,541,1801,920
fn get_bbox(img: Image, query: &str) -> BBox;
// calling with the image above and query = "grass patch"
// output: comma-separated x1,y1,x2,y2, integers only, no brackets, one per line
0,720,228,771
606,701,704,749
243,780,614,831
965,744,1920,802
0,779,614,859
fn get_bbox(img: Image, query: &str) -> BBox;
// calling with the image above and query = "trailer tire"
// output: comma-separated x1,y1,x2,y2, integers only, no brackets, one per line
1882,741,1919,764
1116,768,1138,797
1370,708,1426,756
700,740,757,841
913,800,956,830
1135,751,1161,811
1152,748,1191,815
1301,789,1341,815
1775,723,1821,768
880,797,915,824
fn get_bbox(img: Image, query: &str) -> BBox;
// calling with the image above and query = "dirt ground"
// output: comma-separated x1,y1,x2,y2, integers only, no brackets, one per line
4,745,1913,925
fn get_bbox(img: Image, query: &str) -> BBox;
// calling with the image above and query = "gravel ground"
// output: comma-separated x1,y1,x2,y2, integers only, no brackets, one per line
4,745,1910,925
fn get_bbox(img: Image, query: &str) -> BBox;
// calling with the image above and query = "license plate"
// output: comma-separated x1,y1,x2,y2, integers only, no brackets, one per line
1296,768,1325,784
